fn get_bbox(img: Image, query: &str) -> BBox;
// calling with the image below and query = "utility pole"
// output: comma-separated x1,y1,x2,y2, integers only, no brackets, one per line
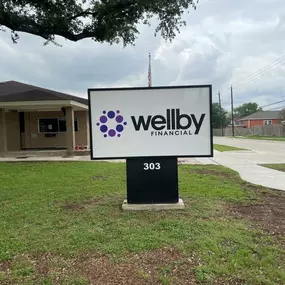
218,91,224,136
231,85,235,137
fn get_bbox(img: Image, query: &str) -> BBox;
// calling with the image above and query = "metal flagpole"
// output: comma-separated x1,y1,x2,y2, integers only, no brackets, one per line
148,53,152,87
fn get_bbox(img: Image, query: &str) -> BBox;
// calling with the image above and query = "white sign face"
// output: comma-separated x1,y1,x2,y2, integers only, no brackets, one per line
88,86,213,159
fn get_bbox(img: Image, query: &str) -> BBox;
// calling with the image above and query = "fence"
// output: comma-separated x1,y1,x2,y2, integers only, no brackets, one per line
213,124,285,137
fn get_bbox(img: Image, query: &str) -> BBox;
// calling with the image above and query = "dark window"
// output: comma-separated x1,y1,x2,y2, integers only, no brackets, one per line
39,118,78,133
19,112,25,133
74,119,79,132
58,118,67,132
58,118,79,132
264,120,272,126
39,118,59,133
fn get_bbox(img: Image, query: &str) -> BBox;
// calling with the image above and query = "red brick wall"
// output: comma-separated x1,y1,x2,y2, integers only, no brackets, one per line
242,119,281,128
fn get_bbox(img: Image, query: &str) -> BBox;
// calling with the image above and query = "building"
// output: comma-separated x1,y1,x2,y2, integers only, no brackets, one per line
0,81,89,154
229,118,244,127
239,111,281,128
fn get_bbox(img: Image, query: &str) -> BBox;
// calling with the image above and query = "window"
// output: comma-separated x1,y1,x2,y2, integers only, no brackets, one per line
39,118,78,133
264,120,272,126
58,118,79,132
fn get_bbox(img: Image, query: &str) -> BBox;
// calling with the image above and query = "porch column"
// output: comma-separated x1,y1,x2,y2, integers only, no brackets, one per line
0,108,8,153
66,107,75,154
86,110,90,149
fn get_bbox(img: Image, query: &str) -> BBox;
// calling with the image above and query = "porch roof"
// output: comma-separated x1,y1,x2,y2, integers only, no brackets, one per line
0,100,87,111
0,81,88,111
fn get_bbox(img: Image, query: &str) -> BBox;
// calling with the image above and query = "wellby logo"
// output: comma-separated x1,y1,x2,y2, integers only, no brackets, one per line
131,109,206,136
97,109,206,138
96,110,127,138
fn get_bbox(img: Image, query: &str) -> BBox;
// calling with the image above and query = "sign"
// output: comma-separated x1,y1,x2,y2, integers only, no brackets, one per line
88,85,213,160
126,157,178,204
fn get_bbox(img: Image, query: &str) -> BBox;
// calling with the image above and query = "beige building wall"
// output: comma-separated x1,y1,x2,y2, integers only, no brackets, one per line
6,112,21,151
0,111,21,152
0,110,5,152
22,110,89,149
75,111,89,147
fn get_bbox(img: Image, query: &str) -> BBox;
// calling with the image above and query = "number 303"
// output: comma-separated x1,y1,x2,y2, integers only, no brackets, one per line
143,163,161,170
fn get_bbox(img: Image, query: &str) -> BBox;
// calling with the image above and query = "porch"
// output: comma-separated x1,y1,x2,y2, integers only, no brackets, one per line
0,100,90,156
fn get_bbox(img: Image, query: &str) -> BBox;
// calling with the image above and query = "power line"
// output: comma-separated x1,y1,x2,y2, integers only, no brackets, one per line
232,63,285,90
232,56,285,88
219,54,285,96
261,99,285,109
266,104,285,111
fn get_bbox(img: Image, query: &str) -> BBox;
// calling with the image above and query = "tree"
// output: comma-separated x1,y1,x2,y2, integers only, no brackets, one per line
212,103,228,129
0,0,199,45
234,102,262,118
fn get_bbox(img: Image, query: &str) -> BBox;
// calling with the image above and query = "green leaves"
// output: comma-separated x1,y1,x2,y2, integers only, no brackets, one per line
234,102,263,118
0,0,199,45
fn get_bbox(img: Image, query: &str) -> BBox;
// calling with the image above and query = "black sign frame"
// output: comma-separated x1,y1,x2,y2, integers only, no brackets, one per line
88,85,213,160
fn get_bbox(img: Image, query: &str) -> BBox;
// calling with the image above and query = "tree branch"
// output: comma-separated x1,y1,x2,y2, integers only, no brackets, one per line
0,0,199,44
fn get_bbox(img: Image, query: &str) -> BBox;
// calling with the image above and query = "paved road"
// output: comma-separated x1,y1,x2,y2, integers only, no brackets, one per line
214,137,285,164
213,137,285,191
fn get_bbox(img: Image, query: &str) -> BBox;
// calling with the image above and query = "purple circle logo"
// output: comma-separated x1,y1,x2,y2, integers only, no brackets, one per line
96,110,127,138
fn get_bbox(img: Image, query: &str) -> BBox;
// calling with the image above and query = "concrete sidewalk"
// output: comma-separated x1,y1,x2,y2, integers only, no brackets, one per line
213,150,285,191
0,155,216,164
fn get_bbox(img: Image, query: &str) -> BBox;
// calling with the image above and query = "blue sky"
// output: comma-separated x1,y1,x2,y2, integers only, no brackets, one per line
1,0,285,111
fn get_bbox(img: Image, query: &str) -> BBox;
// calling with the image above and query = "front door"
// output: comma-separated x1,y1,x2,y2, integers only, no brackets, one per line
19,112,25,150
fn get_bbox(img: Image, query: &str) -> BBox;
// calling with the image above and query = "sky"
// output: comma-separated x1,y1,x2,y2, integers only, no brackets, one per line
1,0,285,111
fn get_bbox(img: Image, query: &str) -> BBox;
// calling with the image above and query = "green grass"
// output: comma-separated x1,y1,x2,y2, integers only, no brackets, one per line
0,162,284,285
236,135,285,142
261,164,285,173
214,144,247,152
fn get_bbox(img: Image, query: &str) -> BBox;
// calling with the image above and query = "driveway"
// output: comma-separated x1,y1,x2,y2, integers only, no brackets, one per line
213,137,285,191
214,137,285,164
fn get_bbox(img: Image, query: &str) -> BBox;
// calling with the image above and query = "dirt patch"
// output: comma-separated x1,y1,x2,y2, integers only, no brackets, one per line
0,249,251,285
0,248,197,285
73,248,197,285
61,196,123,212
35,253,53,276
231,190,285,236
62,197,102,211
186,168,237,180
92,175,108,181
190,167,285,239
0,260,12,272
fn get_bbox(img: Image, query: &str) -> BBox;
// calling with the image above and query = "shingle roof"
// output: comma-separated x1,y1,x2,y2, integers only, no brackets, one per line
240,111,281,120
0,81,88,105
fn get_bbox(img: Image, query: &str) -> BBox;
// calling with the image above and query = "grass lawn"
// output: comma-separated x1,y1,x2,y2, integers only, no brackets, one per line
1,162,285,285
236,135,285,142
214,144,247,152
261,164,285,173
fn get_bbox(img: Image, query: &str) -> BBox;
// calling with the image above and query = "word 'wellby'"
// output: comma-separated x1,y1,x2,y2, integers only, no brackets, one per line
131,109,206,135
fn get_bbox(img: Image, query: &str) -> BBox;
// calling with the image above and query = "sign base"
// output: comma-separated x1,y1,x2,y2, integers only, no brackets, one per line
126,157,179,204
122,199,185,211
